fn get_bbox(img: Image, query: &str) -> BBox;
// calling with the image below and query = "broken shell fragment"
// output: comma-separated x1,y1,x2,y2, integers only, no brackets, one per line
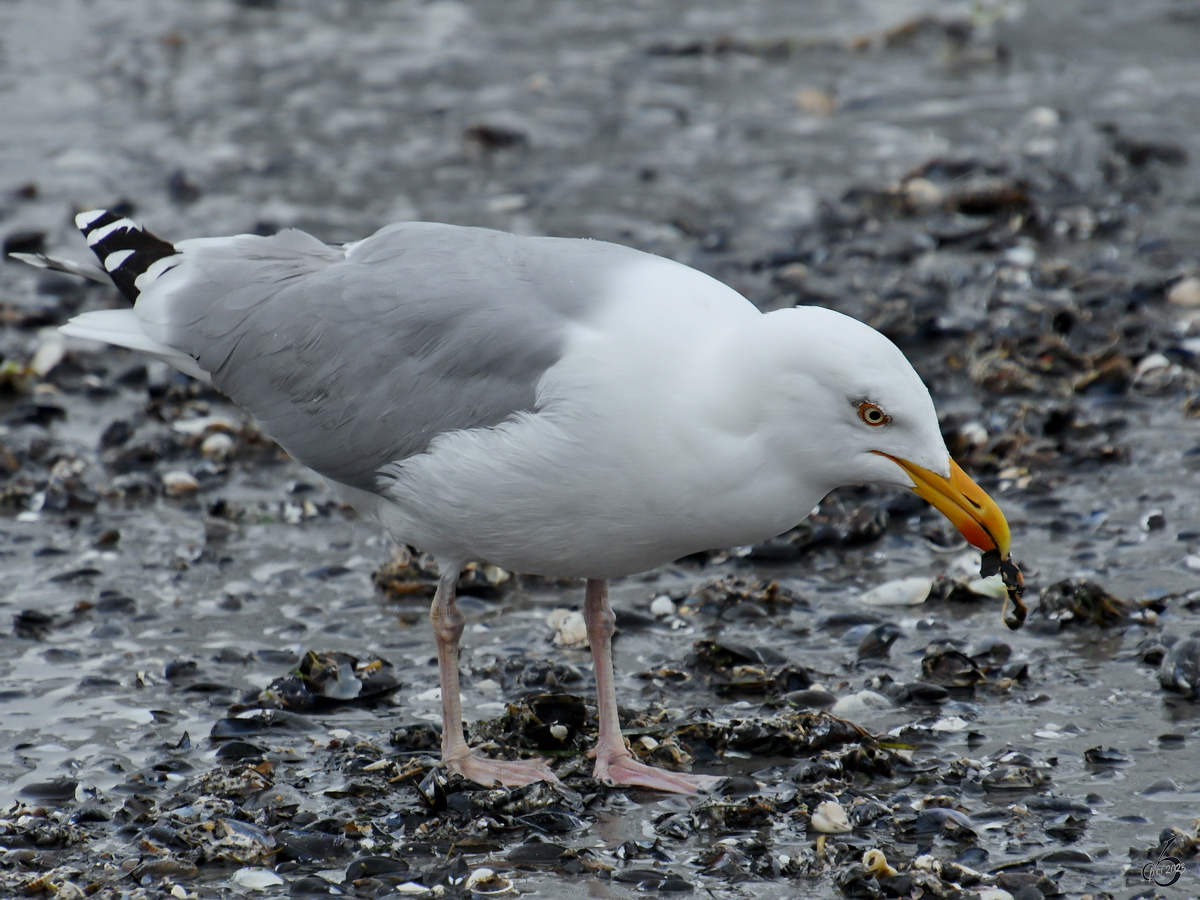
810,799,852,834
548,609,588,648
862,848,898,877
201,432,235,461
464,867,515,895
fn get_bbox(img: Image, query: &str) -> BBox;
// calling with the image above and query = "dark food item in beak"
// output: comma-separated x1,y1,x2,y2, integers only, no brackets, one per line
981,549,1026,630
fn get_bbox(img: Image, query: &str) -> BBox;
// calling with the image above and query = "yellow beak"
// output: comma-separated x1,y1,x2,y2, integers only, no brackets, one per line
876,453,1011,558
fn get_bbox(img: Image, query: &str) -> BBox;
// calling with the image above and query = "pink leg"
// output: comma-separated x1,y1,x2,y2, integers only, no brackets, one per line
430,569,558,787
584,579,717,794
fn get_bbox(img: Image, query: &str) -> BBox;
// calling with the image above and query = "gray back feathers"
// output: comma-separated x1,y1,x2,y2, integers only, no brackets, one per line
151,222,638,491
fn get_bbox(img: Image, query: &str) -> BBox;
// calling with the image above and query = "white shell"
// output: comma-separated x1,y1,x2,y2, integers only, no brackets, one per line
976,891,1015,900
201,432,235,461
858,577,933,607
172,414,240,436
464,868,514,895
810,799,852,834
830,690,893,719
964,575,1007,599
162,470,200,497
30,329,65,376
549,609,588,649
649,594,676,617
930,716,970,733
322,664,362,700
945,550,983,579
231,868,284,890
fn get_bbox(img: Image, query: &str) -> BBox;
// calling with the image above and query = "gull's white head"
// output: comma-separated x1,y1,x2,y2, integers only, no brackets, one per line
759,305,1011,559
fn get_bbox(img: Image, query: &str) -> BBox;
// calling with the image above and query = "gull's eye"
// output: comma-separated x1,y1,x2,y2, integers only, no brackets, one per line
858,402,890,426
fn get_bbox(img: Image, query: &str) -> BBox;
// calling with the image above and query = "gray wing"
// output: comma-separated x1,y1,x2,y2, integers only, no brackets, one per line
146,222,641,491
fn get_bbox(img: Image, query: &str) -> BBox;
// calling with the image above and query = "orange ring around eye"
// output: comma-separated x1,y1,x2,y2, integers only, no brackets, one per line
858,402,889,426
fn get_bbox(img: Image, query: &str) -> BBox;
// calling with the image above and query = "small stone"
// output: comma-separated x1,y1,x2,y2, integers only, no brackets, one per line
162,471,200,497
172,415,240,436
1003,245,1036,268
795,87,836,115
1141,509,1166,531
1168,276,1200,307
201,432,235,461
902,177,944,211
1025,106,1059,128
958,421,988,448
649,595,676,617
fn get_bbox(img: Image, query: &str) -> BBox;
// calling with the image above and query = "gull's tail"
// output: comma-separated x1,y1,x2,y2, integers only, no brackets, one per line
59,210,209,382
74,209,178,301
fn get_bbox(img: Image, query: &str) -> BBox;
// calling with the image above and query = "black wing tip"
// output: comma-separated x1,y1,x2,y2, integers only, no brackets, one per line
75,208,177,301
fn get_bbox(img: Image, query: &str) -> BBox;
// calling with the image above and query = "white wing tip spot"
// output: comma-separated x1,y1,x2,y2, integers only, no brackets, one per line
87,218,138,246
104,249,136,272
75,209,108,230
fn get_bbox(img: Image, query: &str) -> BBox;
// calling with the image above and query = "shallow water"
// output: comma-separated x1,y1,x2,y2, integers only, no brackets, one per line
2,0,1200,897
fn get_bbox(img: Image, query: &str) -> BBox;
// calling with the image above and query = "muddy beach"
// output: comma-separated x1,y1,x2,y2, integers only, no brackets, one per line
1,1,1200,898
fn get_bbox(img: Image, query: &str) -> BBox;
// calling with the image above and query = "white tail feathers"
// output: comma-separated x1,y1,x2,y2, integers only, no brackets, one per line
60,310,211,383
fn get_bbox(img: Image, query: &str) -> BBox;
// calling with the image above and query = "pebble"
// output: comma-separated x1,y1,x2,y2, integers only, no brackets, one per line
1140,508,1166,531
1167,276,1200,307
957,421,989,448
162,470,200,497
172,415,240,436
901,177,944,211
1025,105,1060,127
201,432,235,461
1002,245,1036,267
649,594,676,617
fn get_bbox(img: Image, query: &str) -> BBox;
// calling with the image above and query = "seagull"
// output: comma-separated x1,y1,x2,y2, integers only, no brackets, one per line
57,210,1016,793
